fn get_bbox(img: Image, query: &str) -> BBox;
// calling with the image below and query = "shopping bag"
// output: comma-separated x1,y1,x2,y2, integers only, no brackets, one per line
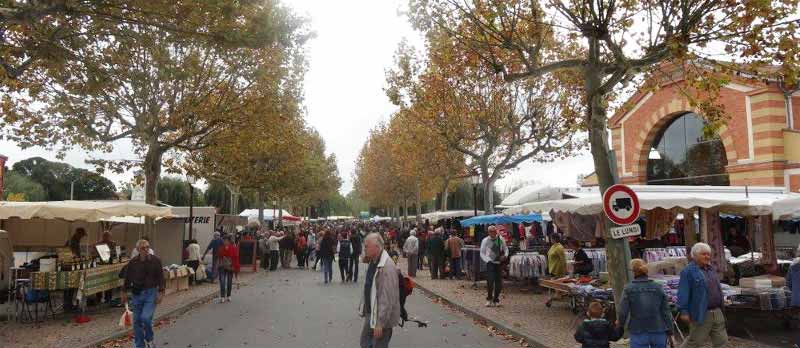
195,264,207,281
118,303,132,327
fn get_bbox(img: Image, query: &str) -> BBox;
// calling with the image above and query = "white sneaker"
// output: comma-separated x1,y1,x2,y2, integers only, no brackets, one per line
494,301,501,307
219,297,225,303
226,297,231,302
485,301,493,307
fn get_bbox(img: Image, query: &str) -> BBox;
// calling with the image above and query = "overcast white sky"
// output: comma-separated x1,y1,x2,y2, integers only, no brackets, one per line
0,0,594,195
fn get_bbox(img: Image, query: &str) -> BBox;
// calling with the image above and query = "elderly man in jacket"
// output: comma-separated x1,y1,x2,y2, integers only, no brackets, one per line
677,242,728,348
359,233,401,348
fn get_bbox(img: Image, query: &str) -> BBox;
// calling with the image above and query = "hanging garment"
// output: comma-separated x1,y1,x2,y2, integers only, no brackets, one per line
645,208,675,240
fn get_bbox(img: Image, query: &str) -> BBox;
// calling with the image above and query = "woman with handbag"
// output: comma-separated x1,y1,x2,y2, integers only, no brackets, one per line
217,235,240,303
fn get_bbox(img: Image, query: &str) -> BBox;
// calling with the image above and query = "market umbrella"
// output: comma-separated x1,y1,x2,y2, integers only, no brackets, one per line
459,213,542,227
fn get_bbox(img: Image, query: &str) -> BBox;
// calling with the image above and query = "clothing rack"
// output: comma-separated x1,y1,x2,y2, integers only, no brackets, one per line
565,248,606,276
643,246,687,263
508,252,547,279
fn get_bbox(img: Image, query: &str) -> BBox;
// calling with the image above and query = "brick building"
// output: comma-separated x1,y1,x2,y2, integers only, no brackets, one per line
607,67,800,192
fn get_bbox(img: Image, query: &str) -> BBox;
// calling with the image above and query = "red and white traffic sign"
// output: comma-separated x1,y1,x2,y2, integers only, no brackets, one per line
602,184,641,225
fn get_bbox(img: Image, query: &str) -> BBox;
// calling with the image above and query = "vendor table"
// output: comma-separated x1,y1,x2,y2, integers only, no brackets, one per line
539,279,579,312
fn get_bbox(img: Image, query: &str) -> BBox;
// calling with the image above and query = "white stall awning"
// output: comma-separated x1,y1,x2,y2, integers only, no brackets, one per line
503,185,795,217
0,200,174,222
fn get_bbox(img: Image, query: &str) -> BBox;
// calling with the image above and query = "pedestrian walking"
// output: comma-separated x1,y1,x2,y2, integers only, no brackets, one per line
446,232,464,279
217,235,240,302
185,239,201,285
428,228,446,279
296,232,308,268
268,232,284,271
258,233,270,271
307,230,317,269
480,225,508,307
319,230,336,284
417,229,427,270
202,232,223,282
350,230,363,282
121,239,166,348
338,232,354,282
677,242,728,348
617,259,672,348
280,231,294,268
786,243,800,348
574,302,623,348
359,233,401,348
402,230,419,277
313,231,324,270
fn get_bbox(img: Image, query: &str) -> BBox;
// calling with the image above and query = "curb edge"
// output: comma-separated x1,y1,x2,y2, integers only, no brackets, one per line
413,281,551,348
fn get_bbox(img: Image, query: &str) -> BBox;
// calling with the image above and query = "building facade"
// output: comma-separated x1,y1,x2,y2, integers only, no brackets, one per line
608,70,800,192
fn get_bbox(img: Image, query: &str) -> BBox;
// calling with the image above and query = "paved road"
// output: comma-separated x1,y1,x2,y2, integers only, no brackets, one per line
154,265,511,348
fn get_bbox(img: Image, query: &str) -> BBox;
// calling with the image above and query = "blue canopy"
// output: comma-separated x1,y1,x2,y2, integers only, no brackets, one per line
459,213,542,227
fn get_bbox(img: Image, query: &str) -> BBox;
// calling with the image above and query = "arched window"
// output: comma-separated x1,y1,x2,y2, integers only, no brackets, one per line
646,112,729,186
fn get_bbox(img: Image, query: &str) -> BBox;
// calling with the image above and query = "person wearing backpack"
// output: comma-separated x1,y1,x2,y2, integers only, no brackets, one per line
337,232,354,282
359,233,401,348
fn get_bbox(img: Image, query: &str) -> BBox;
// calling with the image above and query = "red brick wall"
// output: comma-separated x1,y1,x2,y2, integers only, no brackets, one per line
614,83,749,180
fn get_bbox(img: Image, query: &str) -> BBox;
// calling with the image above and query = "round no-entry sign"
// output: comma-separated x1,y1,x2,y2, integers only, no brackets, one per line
602,184,640,225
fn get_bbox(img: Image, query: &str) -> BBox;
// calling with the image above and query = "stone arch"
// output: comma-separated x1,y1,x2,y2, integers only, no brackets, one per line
629,97,737,178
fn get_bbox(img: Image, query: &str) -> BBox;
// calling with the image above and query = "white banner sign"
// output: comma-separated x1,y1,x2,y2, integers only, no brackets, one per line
610,224,641,239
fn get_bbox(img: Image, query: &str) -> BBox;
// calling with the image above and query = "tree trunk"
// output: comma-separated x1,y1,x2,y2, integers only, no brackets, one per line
481,174,495,214
278,197,283,228
402,198,408,229
257,190,265,226
441,178,450,211
415,183,422,225
584,38,631,315
143,145,163,236
226,184,240,215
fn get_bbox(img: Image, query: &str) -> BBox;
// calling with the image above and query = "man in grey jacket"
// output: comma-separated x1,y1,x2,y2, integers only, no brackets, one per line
360,233,401,348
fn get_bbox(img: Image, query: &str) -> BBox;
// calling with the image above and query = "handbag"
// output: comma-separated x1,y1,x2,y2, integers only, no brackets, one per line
219,256,233,272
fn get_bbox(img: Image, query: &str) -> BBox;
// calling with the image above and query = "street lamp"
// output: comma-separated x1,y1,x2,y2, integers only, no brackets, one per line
187,175,196,241
468,173,481,290
469,173,481,217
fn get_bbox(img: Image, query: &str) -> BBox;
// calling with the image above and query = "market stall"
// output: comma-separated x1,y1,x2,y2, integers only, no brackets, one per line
502,185,799,337
0,200,177,322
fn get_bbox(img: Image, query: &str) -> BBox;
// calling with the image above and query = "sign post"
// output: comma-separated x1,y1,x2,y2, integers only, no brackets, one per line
602,184,640,320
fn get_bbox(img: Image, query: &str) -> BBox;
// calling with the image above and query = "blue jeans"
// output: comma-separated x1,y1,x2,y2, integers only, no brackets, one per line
218,269,233,298
322,257,333,283
131,287,158,348
631,332,668,348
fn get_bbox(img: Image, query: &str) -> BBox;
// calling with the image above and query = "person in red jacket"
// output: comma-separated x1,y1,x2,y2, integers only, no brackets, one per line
217,235,240,303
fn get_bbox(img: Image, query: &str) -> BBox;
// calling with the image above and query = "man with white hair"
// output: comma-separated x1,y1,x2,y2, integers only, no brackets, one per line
359,233,400,348
480,225,508,307
402,230,419,277
677,242,728,348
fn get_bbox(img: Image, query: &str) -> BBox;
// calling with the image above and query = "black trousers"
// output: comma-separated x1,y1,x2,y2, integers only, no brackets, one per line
349,254,360,282
339,257,351,281
260,251,269,270
430,254,444,279
269,250,279,271
187,260,200,285
486,262,503,303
